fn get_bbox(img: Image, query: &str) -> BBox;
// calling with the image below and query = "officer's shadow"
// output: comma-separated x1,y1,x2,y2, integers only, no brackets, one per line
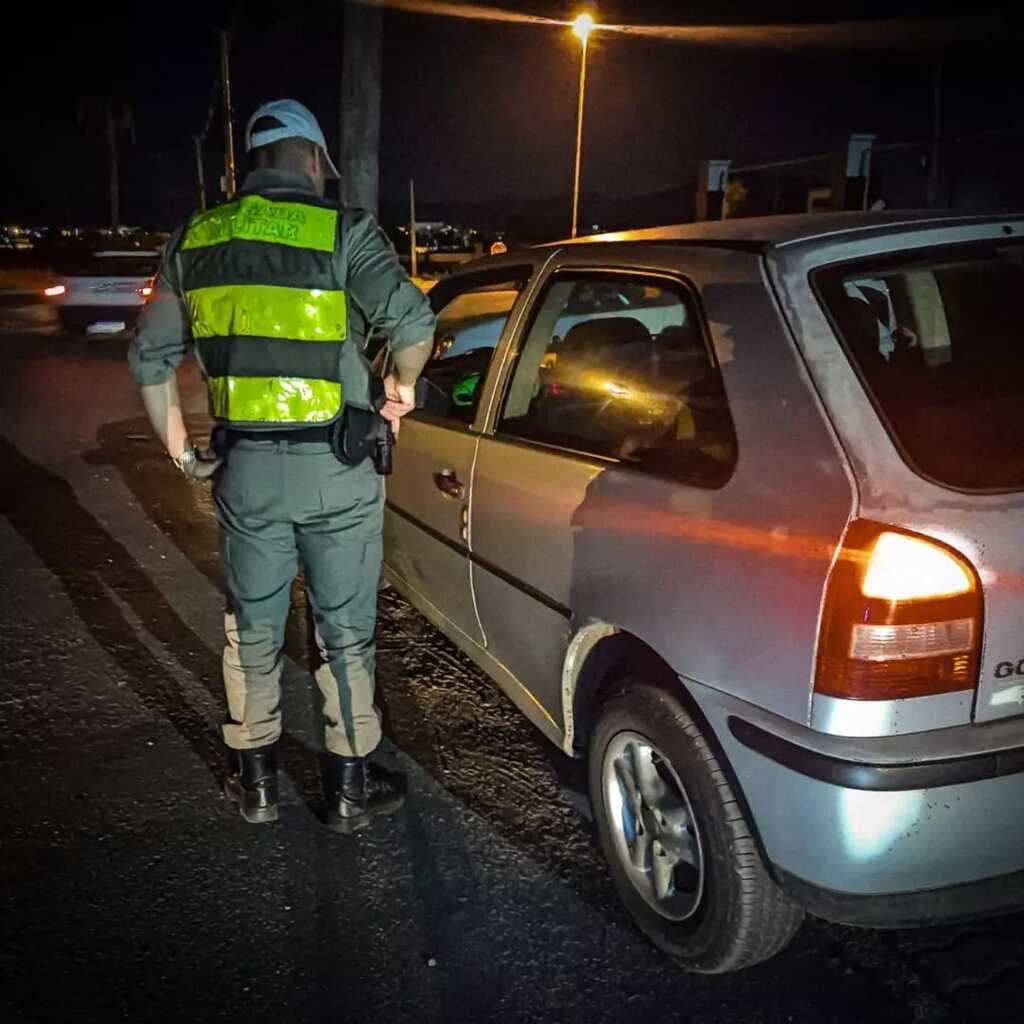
0,430,329,819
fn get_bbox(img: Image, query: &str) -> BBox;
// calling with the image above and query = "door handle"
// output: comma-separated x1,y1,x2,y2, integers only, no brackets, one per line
434,468,465,500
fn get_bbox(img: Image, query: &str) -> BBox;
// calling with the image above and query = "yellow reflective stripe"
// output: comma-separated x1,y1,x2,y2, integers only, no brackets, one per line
207,377,342,424
182,195,338,252
185,284,346,342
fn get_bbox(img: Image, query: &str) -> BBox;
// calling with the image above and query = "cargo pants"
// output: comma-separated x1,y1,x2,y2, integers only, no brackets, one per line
213,439,384,758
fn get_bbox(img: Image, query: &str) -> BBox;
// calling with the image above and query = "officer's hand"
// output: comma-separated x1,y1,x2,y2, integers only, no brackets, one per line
186,448,223,482
380,374,416,436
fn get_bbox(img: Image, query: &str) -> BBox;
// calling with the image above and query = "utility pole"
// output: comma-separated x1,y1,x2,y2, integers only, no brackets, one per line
105,96,120,230
194,135,208,212
927,47,943,209
340,0,383,216
220,30,237,200
409,179,418,278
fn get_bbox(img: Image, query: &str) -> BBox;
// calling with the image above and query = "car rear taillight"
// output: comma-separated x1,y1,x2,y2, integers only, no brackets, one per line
814,520,982,701
44,284,66,297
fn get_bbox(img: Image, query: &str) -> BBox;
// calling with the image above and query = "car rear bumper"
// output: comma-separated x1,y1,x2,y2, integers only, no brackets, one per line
774,863,1024,928
728,716,1024,791
685,678,1024,925
57,305,141,330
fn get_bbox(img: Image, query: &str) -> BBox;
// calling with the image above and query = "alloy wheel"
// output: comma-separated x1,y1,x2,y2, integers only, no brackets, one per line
602,730,704,921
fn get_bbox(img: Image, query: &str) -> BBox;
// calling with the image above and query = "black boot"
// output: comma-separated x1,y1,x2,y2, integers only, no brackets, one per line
326,755,404,835
224,745,279,824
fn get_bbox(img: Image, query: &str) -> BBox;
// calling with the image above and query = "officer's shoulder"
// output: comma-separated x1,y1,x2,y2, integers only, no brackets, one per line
337,208,387,250
338,206,378,227
158,220,190,257
175,208,210,238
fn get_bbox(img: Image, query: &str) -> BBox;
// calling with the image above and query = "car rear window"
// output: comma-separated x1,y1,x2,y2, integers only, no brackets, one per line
815,240,1024,491
54,254,159,278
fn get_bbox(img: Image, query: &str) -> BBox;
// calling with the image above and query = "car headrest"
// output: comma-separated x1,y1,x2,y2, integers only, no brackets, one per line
656,324,703,355
560,316,650,357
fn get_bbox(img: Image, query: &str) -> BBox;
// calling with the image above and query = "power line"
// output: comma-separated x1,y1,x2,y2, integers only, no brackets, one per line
355,1,1011,51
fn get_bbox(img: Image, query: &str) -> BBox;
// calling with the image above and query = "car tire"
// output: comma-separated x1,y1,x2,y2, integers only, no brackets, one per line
588,679,803,973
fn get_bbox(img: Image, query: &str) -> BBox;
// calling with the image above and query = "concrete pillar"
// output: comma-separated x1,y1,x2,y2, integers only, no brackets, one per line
340,1,383,217
831,134,876,212
696,160,730,221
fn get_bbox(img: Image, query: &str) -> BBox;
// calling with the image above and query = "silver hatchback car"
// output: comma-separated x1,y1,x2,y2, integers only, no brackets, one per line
383,212,1024,973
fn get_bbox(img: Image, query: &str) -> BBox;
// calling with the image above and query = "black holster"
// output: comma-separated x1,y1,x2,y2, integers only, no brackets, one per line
330,376,394,475
330,405,393,475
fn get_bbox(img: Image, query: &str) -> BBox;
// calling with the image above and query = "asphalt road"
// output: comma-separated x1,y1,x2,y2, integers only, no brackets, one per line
2,305,1023,1024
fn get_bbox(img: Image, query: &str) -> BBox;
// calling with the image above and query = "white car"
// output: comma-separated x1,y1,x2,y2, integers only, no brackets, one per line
43,250,160,334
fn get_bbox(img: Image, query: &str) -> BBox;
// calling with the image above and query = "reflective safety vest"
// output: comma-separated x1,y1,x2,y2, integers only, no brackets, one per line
178,192,346,428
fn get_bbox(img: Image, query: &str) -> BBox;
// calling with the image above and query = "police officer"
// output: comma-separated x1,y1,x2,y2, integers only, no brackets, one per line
128,99,436,832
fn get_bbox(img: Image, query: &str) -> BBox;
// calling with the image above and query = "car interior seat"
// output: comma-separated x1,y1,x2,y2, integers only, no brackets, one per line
558,316,651,364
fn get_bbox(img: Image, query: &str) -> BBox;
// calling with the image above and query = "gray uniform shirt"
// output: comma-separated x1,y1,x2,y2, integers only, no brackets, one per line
128,168,436,390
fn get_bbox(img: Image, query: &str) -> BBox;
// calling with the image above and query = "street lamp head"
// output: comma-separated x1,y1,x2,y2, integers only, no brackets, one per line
572,12,595,42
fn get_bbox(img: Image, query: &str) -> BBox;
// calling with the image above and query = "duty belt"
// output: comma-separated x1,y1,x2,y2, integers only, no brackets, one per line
213,425,333,452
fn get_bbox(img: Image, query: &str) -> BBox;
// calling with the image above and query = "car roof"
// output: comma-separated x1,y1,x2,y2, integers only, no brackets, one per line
550,211,1024,251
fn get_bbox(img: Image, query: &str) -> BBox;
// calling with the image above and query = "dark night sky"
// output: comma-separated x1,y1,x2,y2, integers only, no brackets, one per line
1,1,1020,230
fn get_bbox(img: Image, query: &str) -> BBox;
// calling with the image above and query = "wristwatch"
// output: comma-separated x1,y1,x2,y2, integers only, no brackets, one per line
173,442,197,477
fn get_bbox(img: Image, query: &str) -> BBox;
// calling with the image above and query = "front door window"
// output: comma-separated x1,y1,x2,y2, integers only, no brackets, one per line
416,270,531,426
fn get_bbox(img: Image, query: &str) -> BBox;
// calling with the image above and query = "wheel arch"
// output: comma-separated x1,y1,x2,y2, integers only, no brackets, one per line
563,623,776,880
563,623,704,758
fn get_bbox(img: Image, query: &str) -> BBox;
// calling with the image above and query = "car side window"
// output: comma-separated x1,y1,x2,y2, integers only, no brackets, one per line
497,272,738,487
415,270,530,426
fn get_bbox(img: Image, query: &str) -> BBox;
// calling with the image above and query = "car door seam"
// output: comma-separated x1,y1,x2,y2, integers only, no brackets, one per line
466,435,488,647
384,500,570,619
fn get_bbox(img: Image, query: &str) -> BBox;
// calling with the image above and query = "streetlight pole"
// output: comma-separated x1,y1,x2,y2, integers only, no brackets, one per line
570,13,595,239
220,30,237,201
